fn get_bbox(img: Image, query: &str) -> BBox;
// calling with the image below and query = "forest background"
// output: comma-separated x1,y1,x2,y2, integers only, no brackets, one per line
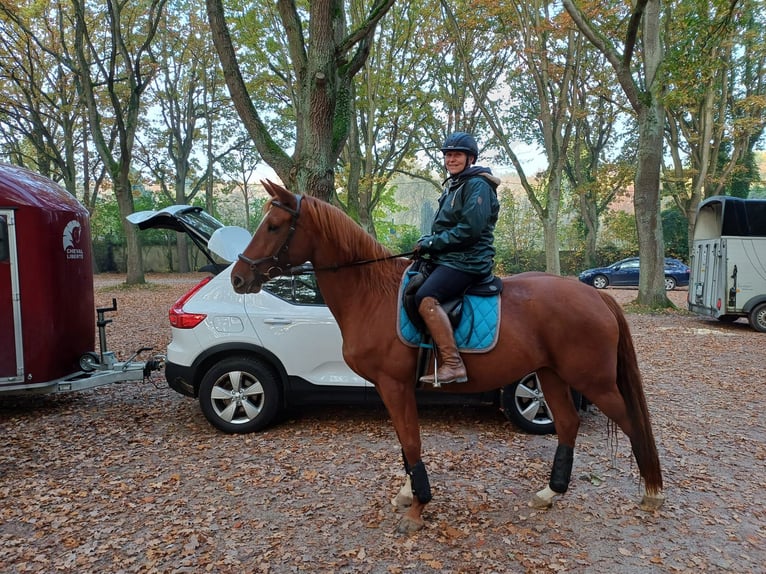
0,0,764,285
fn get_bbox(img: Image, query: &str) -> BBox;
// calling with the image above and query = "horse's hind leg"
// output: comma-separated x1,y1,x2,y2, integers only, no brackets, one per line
586,388,666,510
530,370,580,509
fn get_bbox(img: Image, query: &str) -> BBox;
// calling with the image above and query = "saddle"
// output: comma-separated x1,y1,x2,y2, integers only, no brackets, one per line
398,261,502,387
402,260,503,333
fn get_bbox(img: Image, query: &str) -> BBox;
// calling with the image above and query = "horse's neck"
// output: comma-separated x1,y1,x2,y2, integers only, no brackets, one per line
309,204,403,332
314,262,402,333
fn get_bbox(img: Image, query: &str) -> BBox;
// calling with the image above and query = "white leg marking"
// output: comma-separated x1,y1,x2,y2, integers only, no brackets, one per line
530,485,559,509
391,475,413,508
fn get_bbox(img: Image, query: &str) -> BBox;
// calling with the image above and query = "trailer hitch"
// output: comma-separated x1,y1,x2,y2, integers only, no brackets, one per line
78,300,165,379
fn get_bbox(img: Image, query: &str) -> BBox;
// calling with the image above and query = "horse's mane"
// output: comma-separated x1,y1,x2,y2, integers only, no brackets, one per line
301,195,406,297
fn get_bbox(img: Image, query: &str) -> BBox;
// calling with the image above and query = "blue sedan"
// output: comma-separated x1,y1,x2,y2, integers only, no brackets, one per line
578,257,690,291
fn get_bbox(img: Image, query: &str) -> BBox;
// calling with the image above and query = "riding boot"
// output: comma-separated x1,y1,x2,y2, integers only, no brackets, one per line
417,297,468,384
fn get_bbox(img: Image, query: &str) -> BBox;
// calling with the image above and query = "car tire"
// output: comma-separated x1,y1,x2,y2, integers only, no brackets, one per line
198,356,281,433
502,373,556,435
749,302,766,333
664,276,677,291
592,275,609,289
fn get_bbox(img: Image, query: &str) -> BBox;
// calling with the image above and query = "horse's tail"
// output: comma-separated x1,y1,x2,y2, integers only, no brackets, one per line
599,291,663,495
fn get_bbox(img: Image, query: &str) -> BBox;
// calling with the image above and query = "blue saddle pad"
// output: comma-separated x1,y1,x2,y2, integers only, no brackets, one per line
396,268,501,353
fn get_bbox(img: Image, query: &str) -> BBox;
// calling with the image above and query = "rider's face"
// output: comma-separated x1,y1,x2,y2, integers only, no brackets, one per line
444,151,470,175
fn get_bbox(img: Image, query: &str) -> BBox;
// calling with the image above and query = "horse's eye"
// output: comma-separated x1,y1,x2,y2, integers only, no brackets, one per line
267,223,279,232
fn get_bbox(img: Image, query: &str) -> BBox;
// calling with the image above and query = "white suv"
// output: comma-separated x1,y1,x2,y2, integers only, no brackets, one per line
129,206,578,434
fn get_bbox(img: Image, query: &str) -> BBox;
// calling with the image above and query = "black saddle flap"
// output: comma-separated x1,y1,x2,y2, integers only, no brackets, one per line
465,275,503,297
403,265,502,333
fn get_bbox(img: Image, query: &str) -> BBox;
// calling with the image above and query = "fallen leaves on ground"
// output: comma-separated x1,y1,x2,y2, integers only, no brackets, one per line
1,276,764,573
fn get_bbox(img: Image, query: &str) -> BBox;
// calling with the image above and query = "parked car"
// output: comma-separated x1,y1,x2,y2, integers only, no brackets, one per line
578,257,690,291
129,206,587,435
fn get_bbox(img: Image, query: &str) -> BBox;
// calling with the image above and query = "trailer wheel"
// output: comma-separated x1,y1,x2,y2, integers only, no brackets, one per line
749,303,766,333
198,356,281,433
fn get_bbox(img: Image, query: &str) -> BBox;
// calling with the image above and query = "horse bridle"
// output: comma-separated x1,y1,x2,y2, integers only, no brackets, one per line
237,195,303,282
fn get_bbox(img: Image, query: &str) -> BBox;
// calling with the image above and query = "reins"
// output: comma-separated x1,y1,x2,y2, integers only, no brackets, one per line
287,250,416,276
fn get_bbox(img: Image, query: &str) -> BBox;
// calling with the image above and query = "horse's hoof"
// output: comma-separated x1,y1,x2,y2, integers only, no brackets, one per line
396,515,424,534
529,494,554,509
640,492,665,511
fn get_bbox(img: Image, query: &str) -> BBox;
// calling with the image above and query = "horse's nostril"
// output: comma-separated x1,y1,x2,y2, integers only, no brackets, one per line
231,275,242,289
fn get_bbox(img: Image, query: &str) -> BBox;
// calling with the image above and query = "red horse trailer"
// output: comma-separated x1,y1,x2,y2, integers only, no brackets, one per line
0,163,161,395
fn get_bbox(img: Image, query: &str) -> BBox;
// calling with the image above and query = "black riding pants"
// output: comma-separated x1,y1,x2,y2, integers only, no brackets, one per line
414,264,485,307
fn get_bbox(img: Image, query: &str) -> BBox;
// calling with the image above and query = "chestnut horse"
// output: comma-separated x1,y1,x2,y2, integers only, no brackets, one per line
231,180,664,534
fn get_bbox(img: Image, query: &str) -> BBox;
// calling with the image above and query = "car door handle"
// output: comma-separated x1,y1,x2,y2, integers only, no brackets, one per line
263,318,293,325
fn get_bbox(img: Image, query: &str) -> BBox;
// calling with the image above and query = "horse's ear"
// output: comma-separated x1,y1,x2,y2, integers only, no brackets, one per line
261,179,296,208
261,179,278,198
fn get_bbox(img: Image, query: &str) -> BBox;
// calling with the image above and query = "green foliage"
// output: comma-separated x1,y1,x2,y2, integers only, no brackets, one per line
90,192,175,247
247,196,269,230
90,196,124,244
661,206,689,259
378,224,421,254
372,184,421,253
600,210,637,249
494,249,547,275
724,149,761,198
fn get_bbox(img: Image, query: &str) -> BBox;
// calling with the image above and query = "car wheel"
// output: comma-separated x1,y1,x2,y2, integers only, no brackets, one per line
198,356,281,433
502,373,556,435
592,275,609,289
749,302,766,333
664,277,677,290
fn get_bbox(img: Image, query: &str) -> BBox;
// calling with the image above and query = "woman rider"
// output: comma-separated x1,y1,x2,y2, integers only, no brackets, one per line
414,132,500,385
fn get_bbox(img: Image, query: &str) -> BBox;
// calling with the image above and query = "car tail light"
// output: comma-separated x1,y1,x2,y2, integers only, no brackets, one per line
169,277,212,329
716,298,721,310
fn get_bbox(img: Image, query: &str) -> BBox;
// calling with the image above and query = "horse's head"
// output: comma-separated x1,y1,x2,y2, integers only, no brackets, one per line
230,180,310,294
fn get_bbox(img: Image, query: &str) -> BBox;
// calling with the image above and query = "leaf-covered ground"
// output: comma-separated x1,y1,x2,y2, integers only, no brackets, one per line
1,274,763,573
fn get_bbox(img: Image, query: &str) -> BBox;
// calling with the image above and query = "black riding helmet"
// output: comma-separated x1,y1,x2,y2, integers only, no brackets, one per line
441,132,479,165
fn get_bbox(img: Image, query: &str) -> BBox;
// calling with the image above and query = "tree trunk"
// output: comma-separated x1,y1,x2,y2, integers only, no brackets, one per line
634,0,667,306
543,169,563,275
634,99,666,306
580,192,599,267
114,174,145,284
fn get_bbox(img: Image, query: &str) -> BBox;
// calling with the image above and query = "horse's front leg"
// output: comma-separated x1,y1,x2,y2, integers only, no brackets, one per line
375,379,430,533
397,456,431,534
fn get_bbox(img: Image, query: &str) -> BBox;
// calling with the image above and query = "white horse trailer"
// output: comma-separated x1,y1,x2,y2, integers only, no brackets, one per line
688,196,766,332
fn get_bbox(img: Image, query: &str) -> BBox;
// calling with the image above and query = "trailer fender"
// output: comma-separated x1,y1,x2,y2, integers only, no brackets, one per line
742,295,766,314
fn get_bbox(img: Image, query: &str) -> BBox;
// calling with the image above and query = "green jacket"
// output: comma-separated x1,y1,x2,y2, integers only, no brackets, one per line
418,167,500,276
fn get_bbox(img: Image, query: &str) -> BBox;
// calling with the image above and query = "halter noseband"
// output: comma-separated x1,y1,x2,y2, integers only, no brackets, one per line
237,195,303,280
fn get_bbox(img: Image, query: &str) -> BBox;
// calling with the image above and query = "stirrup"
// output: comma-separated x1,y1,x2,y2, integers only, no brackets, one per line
419,371,468,387
419,354,467,387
